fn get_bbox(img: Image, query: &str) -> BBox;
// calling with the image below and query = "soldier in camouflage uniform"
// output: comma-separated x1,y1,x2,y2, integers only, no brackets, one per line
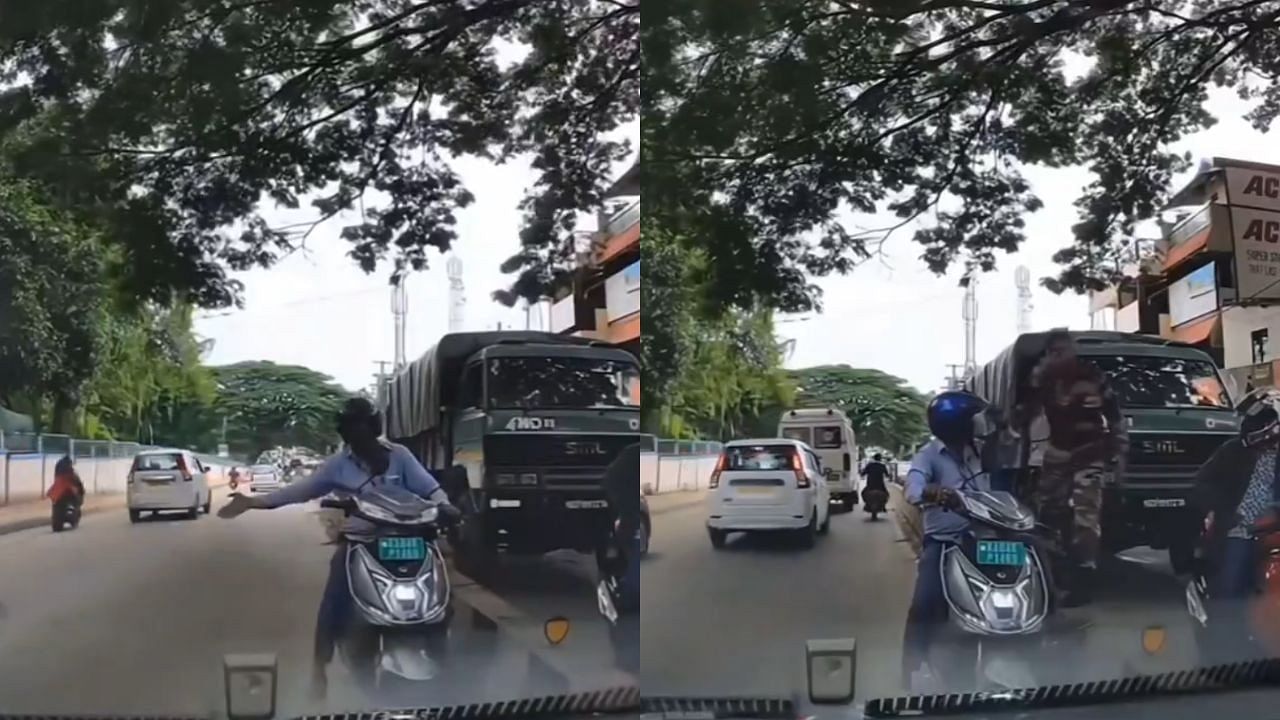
1020,330,1127,607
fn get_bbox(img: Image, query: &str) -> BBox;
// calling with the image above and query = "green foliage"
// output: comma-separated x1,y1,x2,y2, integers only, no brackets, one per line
782,366,929,453
659,309,795,441
0,0,639,309
640,220,795,440
0,177,107,429
83,303,218,448
642,0,1256,311
211,361,352,460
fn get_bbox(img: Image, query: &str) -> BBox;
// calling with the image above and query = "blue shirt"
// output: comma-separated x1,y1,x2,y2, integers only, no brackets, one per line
257,441,444,513
905,439,989,539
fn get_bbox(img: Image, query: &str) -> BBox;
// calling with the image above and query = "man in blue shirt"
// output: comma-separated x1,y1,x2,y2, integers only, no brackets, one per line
219,397,454,697
901,390,991,690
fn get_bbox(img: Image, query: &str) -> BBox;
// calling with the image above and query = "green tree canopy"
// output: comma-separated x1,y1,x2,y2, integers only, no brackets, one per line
83,303,218,448
0,177,106,430
644,0,1267,313
780,366,929,452
212,361,351,460
0,1,638,309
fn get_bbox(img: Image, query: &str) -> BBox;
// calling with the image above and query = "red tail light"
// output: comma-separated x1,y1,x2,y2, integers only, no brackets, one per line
792,452,810,488
709,453,727,489
177,455,193,482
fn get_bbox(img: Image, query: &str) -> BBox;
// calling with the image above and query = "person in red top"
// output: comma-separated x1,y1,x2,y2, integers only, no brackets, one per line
48,455,85,530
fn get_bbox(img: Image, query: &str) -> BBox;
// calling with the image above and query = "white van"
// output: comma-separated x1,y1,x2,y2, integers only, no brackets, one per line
777,408,858,510
127,449,212,522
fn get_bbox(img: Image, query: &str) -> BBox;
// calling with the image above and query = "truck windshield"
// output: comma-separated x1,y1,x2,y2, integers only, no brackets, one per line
1088,355,1231,409
487,357,640,409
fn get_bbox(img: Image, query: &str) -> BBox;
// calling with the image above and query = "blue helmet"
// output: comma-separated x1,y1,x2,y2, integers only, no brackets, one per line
927,390,989,444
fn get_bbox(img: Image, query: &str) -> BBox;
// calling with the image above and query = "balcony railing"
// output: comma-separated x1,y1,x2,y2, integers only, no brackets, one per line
1166,203,1212,248
600,200,640,238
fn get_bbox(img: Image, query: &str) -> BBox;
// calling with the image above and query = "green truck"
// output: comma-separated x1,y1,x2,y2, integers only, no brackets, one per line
968,331,1237,573
383,331,641,573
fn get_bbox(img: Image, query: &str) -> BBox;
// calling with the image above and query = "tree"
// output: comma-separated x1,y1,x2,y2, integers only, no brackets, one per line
0,177,107,431
211,361,351,460
779,366,929,453
0,0,639,309
661,309,795,440
643,1,1260,312
83,303,219,448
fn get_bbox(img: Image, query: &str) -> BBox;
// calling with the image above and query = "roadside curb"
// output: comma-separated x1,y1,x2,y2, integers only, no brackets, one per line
645,491,705,516
0,499,127,536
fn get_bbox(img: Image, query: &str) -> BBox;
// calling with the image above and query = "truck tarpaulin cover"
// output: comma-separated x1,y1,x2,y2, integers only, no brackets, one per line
384,331,613,439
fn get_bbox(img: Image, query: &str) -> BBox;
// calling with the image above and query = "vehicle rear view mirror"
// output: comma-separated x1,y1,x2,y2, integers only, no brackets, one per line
223,653,277,720
806,638,856,705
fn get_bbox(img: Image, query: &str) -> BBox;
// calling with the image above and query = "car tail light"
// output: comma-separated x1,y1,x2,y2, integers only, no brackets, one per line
792,453,810,488
709,453,727,489
177,455,194,482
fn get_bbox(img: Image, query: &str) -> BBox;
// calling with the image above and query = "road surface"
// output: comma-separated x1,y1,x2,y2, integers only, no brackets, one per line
642,494,1204,701
0,489,631,716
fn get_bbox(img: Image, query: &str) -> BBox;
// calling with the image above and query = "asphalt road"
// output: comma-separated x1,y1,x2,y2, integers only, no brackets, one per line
0,489,630,716
642,495,1206,701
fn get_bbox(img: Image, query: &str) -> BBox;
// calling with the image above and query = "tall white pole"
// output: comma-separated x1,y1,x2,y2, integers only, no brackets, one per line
391,275,407,370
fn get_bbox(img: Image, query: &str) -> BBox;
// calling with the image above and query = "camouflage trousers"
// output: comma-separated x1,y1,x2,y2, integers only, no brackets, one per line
1033,446,1107,569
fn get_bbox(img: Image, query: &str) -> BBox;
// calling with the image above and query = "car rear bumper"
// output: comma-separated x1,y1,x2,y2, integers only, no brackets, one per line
707,511,810,531
128,496,197,510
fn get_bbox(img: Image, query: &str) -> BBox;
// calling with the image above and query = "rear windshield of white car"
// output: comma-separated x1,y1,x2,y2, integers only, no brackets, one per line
724,445,797,471
251,466,276,475
133,454,182,472
779,426,810,444
813,426,844,449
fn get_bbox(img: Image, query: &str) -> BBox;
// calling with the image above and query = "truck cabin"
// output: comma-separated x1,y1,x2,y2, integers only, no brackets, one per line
971,331,1231,415
463,343,640,416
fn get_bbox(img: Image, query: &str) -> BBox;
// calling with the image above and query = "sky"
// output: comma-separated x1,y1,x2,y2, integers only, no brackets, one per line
195,124,639,395
781,85,1280,393
196,84,1280,398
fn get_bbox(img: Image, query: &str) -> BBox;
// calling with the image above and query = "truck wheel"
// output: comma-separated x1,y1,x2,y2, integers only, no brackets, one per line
842,496,855,512
454,518,499,583
1169,538,1196,576
708,528,727,549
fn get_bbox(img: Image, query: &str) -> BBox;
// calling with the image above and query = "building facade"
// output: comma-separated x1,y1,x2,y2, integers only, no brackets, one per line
1091,157,1280,392
547,162,640,397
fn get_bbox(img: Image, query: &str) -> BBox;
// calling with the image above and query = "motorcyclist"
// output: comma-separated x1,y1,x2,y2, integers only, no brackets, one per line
1188,387,1280,662
47,455,85,528
860,453,891,503
218,397,457,698
1017,329,1126,607
901,389,992,690
601,441,641,612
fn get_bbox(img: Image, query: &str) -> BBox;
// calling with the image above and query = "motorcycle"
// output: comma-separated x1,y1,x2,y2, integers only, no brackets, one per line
51,496,82,532
319,484,456,692
1186,508,1280,664
862,487,889,521
928,489,1054,692
597,522,640,676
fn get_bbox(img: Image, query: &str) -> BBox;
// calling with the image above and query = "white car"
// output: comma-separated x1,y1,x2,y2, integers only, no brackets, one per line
706,438,831,549
127,449,213,522
247,464,283,494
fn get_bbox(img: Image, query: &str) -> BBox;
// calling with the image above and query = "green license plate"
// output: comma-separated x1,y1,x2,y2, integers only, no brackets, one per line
378,537,426,562
976,540,1027,567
